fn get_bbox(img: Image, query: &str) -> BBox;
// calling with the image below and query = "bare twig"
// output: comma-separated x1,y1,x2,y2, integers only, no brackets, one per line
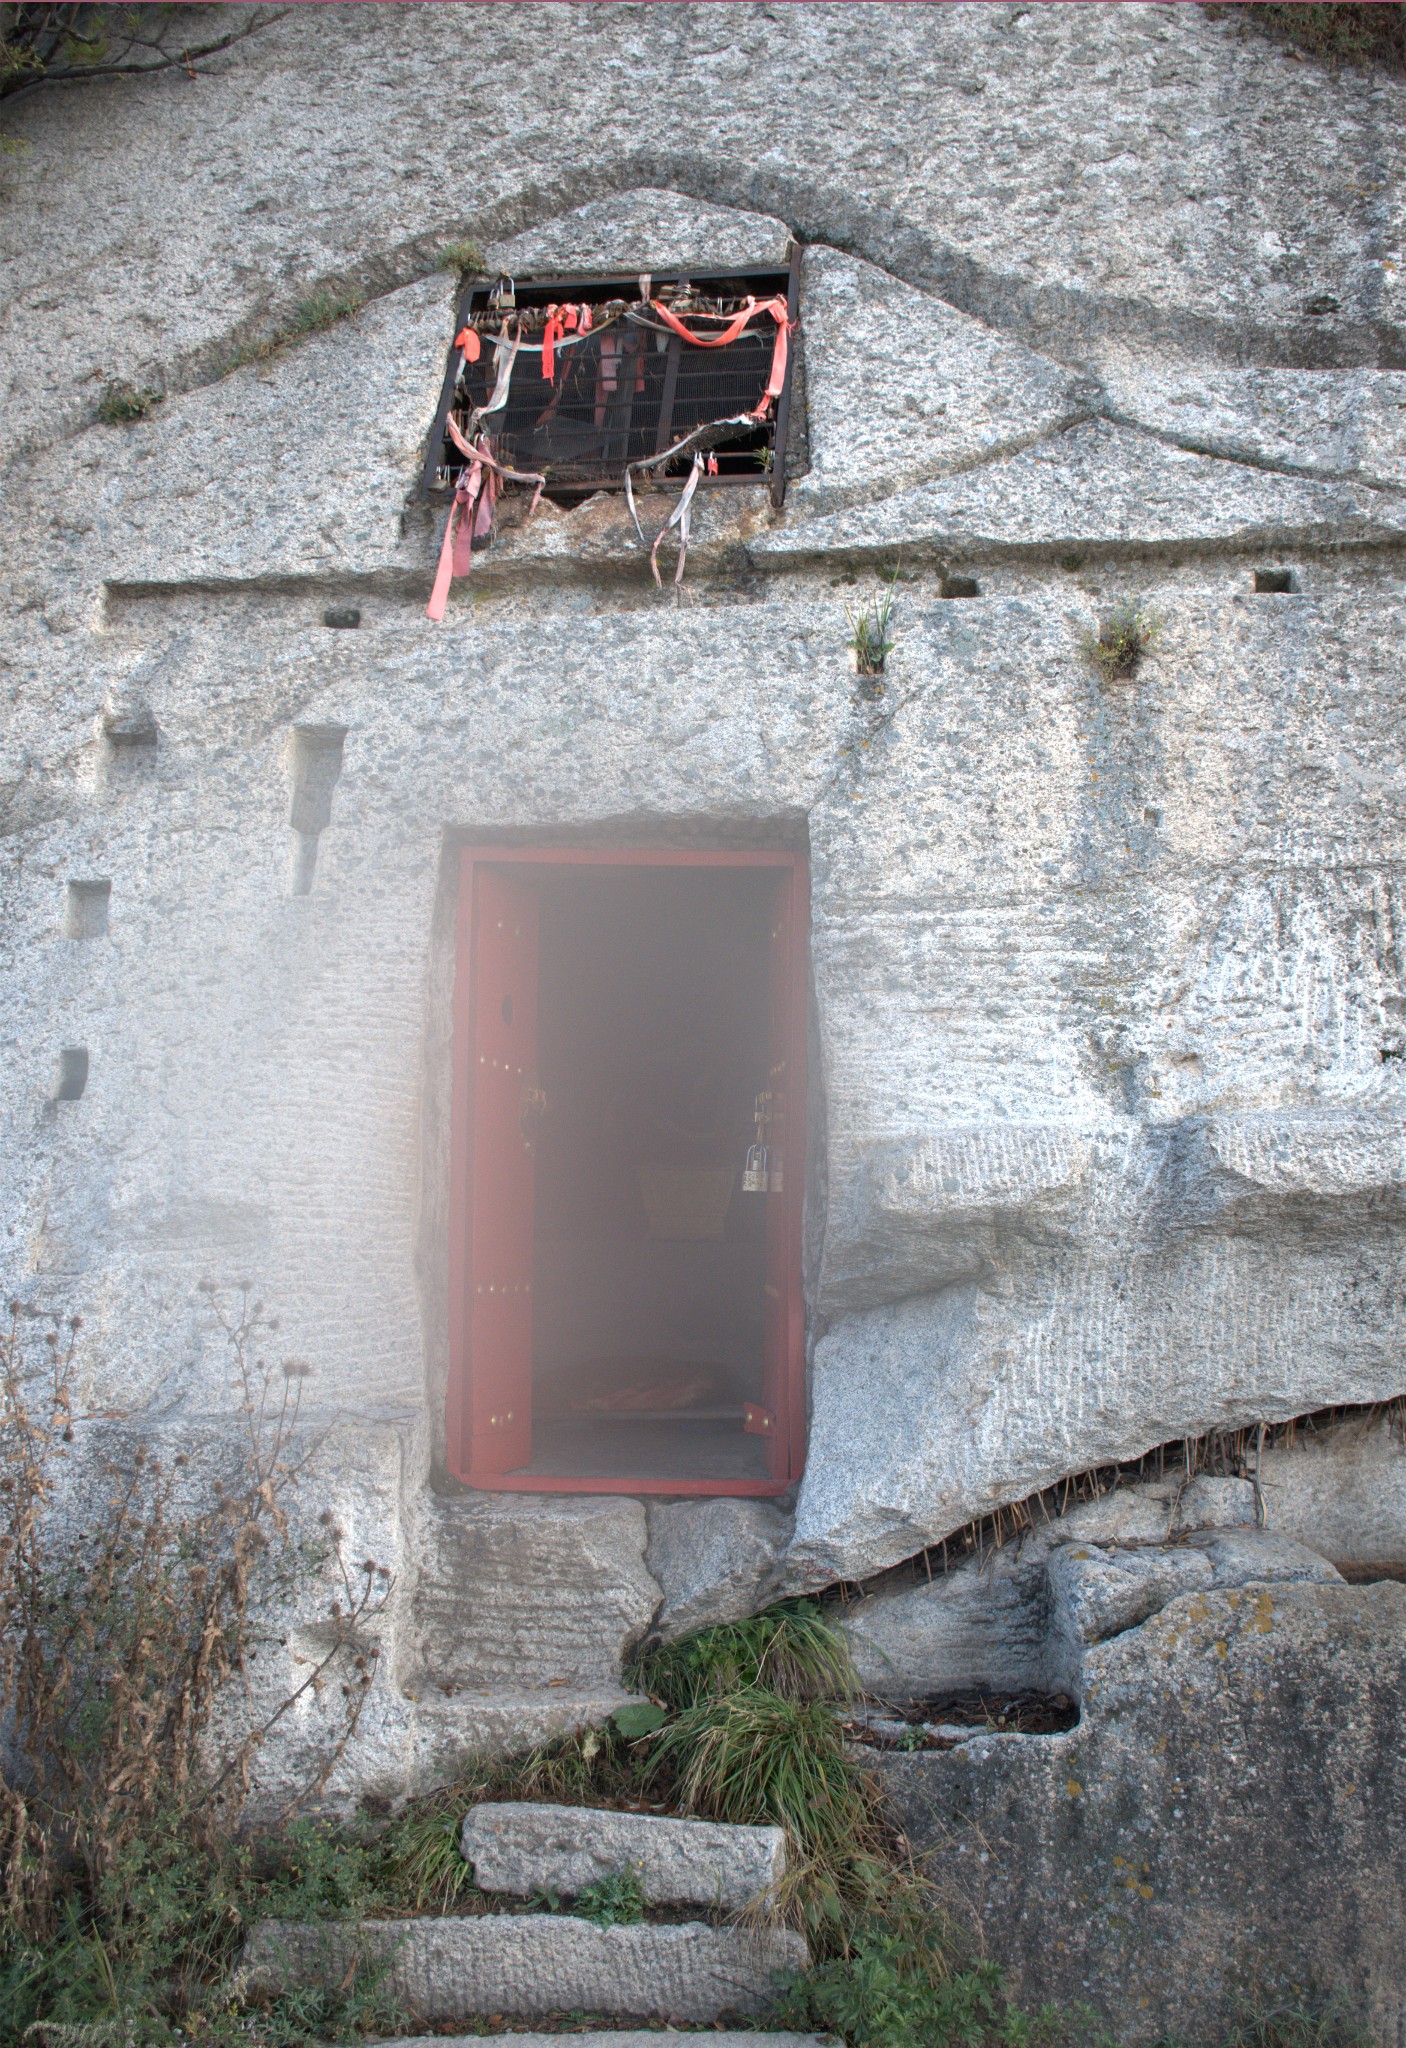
1,5,288,108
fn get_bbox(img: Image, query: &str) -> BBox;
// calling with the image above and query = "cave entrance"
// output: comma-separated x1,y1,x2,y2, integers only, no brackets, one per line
448,847,808,1496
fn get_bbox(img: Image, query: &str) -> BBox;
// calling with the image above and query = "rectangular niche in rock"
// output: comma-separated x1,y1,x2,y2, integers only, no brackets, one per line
422,259,799,510
447,848,809,1497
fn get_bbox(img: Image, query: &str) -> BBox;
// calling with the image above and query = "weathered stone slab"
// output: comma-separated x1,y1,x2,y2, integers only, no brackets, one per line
370,2037,832,2048
791,248,1086,515
879,1583,1406,2043
408,1494,661,1692
646,1498,791,1641
238,1914,807,2022
1043,1530,1341,1694
462,1802,787,1913
485,189,792,278
751,418,1406,566
1102,359,1406,488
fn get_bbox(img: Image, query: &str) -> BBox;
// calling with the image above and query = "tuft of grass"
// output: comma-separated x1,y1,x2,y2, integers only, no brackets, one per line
96,380,161,426
213,286,365,380
440,238,484,274
377,1786,480,1914
288,285,364,337
1229,3,1406,73
1222,1996,1374,2048
1081,599,1159,681
847,570,899,678
637,1597,858,1712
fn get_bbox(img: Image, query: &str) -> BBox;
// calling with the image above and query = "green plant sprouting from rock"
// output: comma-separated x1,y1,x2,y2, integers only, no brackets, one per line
847,570,899,681
1081,599,1159,681
95,380,161,426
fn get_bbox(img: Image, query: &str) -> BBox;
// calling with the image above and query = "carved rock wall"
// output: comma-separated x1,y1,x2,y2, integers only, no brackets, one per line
1,4,1405,1798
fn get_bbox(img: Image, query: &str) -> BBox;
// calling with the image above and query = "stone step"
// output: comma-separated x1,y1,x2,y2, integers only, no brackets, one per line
462,1801,788,1913
409,1689,641,1774
370,2037,832,2048
239,1913,807,2023
408,1495,660,1693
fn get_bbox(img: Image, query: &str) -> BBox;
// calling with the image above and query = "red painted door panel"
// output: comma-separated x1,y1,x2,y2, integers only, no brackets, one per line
761,863,807,1484
465,864,540,1477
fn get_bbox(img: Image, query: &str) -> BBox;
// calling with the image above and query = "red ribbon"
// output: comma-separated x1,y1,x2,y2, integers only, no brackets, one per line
646,294,791,417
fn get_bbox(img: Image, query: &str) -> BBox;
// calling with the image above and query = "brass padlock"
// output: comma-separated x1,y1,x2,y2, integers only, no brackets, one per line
742,1144,769,1194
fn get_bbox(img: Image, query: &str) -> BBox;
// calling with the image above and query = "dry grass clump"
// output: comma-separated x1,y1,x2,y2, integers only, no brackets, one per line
1227,3,1406,73
0,1290,390,2038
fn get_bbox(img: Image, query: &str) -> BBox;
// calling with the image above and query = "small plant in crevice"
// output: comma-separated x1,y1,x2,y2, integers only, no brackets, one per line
1081,599,1159,681
537,1870,646,1928
288,286,364,339
439,238,484,274
847,569,899,685
95,380,162,426
213,285,366,380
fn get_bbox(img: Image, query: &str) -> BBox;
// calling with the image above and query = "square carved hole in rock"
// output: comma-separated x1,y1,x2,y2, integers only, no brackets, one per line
1254,568,1295,593
423,261,798,509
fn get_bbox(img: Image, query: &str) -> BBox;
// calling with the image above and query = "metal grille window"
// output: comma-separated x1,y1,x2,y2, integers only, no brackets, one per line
422,259,799,511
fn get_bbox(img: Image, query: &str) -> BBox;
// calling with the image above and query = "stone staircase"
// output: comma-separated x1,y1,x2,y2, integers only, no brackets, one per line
239,1800,814,2031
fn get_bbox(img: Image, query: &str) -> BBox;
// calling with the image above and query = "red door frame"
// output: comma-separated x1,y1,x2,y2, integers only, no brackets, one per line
447,846,809,1497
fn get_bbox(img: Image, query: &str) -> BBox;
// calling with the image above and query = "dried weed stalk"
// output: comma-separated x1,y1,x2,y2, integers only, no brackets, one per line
0,1288,388,1944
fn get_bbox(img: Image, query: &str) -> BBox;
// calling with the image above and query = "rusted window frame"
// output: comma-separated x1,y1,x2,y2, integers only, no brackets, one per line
420,249,800,511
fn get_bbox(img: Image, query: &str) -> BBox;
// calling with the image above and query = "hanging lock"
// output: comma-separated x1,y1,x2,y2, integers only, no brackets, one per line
742,1144,769,1194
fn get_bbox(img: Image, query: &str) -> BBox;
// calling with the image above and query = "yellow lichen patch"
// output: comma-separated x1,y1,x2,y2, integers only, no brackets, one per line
1066,1777,1083,1798
1138,1884,1154,1899
1213,1640,1229,1660
1251,1590,1275,1632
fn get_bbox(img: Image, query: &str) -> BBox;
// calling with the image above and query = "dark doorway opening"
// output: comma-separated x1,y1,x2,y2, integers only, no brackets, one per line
448,848,807,1496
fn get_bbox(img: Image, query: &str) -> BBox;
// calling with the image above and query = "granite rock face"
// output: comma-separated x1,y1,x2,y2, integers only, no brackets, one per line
878,1583,1406,2044
462,1802,787,1913
3,2,1406,1816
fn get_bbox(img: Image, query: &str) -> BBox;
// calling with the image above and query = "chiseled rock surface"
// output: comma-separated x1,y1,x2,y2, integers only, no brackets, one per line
462,1802,787,1913
9,273,454,595
238,1913,807,2022
484,188,793,278
1102,357,1406,486
878,1582,1406,2044
4,3,1404,465
1259,1411,1406,1566
408,1494,660,1693
5,8,1406,1806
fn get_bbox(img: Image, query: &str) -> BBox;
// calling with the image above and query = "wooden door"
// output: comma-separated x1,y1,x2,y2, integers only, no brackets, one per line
456,863,539,1479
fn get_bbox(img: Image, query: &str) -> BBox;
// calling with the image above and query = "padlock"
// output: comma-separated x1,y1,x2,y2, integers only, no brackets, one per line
742,1144,769,1194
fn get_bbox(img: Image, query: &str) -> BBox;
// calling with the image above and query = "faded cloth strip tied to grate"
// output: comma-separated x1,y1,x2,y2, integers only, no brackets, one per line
424,286,792,617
